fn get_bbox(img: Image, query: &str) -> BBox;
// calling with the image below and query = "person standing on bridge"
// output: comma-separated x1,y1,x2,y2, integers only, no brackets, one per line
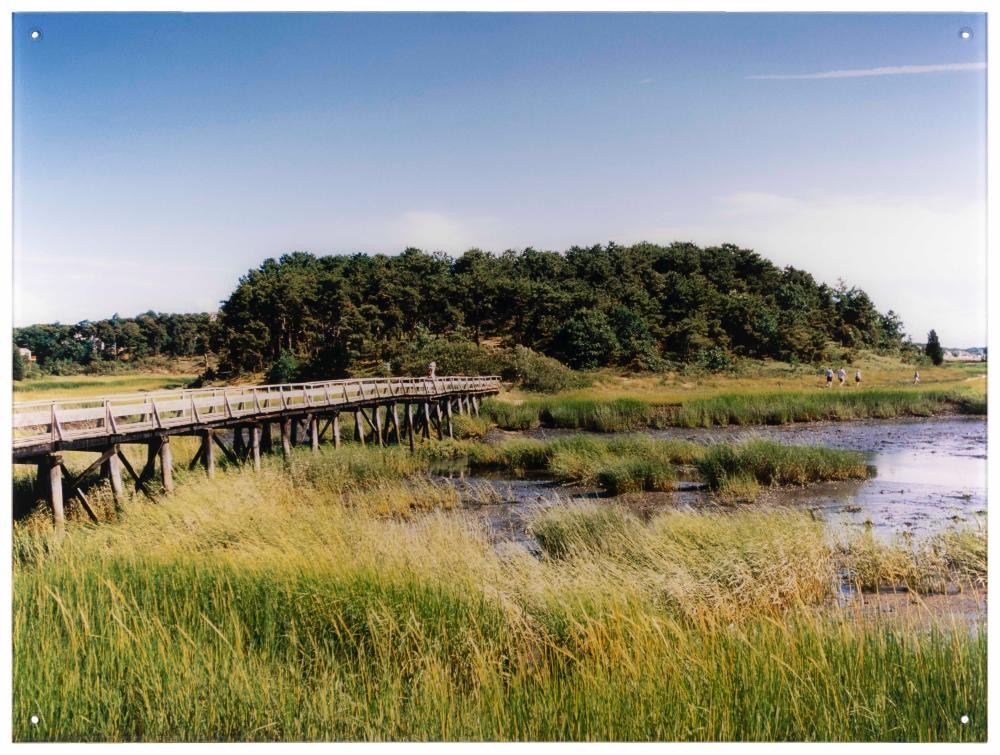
428,361,437,379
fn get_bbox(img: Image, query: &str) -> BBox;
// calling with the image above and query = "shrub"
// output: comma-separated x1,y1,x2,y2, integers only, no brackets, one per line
266,350,302,384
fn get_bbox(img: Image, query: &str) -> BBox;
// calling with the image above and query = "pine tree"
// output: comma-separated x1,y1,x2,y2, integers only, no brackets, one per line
925,330,944,366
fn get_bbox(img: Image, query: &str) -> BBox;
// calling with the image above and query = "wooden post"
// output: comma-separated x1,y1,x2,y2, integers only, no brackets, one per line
391,403,402,445
445,399,454,439
251,425,262,472
281,418,292,458
202,430,216,478
332,413,341,449
423,402,432,440
374,406,384,447
309,414,319,452
159,436,174,493
355,410,365,447
406,403,415,451
102,446,124,498
233,427,245,458
47,454,65,531
261,422,273,454
434,402,445,441
290,418,299,446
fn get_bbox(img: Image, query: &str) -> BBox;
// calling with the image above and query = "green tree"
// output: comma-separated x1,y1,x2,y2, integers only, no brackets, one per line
925,330,944,366
552,309,619,369
12,345,25,381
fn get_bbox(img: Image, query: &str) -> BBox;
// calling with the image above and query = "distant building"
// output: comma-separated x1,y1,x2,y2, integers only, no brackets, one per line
942,348,986,362
17,346,36,363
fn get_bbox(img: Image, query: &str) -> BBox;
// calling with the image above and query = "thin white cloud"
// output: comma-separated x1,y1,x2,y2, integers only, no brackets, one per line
748,62,986,80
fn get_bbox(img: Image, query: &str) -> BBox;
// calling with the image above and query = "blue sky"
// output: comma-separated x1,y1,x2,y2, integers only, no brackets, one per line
13,12,987,345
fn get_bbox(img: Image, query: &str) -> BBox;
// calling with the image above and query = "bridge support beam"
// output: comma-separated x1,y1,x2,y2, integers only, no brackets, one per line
391,403,402,445
406,403,415,451
332,413,341,448
159,436,174,493
102,447,124,499
261,422,273,455
281,419,292,458
202,430,216,478
374,407,384,447
445,399,454,439
43,454,65,532
251,426,262,471
434,402,445,441
355,410,365,447
309,414,319,452
423,402,432,440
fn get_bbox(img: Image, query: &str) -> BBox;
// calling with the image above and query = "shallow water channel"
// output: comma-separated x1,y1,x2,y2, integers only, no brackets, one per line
434,416,986,552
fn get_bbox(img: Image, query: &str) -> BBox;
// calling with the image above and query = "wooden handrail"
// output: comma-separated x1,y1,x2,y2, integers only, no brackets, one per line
13,375,502,450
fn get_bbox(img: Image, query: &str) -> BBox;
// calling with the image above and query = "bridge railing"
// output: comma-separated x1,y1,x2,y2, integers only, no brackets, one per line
13,375,502,449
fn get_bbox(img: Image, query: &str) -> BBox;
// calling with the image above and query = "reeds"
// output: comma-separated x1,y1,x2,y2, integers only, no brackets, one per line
13,476,986,742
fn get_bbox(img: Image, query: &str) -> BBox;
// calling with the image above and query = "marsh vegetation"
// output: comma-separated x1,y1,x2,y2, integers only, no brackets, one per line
13,444,986,742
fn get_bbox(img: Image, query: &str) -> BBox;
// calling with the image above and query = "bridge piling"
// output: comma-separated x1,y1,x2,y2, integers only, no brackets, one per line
46,454,65,532
280,419,292,458
102,447,124,499
309,414,319,452
160,436,174,493
202,430,216,478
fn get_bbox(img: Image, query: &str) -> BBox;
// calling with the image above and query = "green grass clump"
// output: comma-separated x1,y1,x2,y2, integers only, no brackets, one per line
480,398,540,430
474,435,700,493
696,439,870,491
595,458,676,494
485,384,983,434
535,397,654,432
451,413,493,439
675,388,979,428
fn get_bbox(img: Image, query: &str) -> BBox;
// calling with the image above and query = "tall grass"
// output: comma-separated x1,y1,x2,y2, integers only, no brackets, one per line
484,386,985,432
695,439,871,492
13,473,986,742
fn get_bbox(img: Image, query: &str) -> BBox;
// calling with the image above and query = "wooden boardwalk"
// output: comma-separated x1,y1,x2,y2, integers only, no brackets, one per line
13,375,502,529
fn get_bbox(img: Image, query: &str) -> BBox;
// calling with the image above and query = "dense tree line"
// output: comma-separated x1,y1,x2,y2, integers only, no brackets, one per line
211,243,906,378
14,312,213,374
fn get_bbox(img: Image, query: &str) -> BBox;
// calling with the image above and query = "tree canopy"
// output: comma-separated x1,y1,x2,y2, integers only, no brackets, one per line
210,242,906,378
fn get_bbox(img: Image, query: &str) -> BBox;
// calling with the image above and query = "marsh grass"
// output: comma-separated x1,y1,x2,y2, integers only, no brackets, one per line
696,439,871,493
486,385,985,433
480,398,540,430
841,527,987,594
13,478,986,742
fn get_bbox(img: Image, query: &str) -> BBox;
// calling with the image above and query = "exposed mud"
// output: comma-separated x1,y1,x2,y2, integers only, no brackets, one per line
469,416,987,542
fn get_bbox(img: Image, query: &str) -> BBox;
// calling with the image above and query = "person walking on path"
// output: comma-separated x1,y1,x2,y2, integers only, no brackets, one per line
824,367,834,388
913,370,920,384
854,368,862,387
837,366,847,387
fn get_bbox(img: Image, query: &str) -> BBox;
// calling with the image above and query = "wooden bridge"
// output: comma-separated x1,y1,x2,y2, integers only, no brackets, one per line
13,375,502,529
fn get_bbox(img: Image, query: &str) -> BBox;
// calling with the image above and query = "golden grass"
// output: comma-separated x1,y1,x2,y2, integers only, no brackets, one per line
13,373,198,402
